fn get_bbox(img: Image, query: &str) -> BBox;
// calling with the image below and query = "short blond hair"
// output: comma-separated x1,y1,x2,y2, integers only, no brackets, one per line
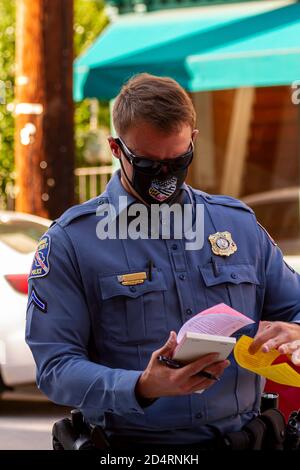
113,73,196,135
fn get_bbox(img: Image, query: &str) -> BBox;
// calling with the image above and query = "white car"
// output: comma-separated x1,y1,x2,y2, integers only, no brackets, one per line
243,187,300,273
0,211,51,392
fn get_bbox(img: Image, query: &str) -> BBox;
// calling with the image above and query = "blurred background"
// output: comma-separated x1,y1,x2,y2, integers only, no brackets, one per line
0,0,299,449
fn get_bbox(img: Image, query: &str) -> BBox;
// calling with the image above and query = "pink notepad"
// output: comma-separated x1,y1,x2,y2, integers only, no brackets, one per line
177,303,254,344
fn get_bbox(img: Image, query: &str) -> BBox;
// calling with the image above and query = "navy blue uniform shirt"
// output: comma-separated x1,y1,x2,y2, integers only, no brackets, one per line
26,171,300,445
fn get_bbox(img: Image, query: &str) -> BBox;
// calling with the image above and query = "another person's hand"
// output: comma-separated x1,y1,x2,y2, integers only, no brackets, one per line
135,331,230,400
249,321,300,357
278,340,300,365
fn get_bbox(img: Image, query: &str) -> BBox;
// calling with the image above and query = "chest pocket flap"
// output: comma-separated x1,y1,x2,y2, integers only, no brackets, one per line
200,263,260,287
199,262,260,323
98,268,168,345
99,268,167,300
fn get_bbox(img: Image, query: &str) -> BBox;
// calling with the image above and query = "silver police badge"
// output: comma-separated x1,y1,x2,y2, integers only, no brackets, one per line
209,231,237,257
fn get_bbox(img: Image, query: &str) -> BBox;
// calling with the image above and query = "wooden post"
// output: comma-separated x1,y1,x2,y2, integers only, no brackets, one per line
220,88,255,198
15,0,74,219
189,92,216,191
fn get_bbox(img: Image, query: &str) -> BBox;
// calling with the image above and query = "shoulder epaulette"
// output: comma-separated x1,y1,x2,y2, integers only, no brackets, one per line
52,196,109,228
192,188,254,214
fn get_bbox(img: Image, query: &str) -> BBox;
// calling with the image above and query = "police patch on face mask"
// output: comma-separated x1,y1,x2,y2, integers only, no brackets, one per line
148,176,178,202
129,167,188,205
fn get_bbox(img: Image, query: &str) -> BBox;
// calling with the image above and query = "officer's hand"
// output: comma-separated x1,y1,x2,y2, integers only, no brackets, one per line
249,321,300,355
277,340,300,365
135,331,230,399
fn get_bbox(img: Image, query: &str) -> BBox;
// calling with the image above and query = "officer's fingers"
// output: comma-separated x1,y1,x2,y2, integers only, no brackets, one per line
178,353,220,379
278,340,300,355
257,321,272,334
279,341,300,365
291,349,300,365
152,331,177,359
249,328,276,354
187,373,220,394
187,378,208,394
206,359,230,378
176,372,209,394
278,340,300,365
258,337,283,353
177,359,229,389
189,380,214,394
252,323,300,354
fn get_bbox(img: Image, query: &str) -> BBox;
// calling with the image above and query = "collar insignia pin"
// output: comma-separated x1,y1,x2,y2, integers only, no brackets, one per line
209,231,237,257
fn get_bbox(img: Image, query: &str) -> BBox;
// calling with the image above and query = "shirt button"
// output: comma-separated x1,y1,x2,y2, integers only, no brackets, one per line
172,244,178,250
231,273,237,279
186,308,193,315
179,274,186,281
195,412,203,419
130,286,137,292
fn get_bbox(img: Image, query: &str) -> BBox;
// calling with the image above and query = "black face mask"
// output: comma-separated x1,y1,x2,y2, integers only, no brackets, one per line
121,160,188,206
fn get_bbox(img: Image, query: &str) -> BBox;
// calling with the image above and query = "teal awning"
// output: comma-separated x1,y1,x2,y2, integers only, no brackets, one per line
74,3,300,101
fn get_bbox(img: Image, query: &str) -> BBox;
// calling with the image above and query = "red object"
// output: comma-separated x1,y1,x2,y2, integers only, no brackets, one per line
4,274,29,295
264,354,300,421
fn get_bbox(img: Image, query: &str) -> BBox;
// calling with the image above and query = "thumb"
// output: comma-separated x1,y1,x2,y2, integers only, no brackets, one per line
155,331,177,357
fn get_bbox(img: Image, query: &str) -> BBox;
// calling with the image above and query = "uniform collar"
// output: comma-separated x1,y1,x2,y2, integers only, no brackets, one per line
105,170,136,217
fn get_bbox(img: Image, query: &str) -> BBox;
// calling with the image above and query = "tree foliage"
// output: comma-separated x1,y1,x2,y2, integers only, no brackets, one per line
0,0,16,207
0,0,110,207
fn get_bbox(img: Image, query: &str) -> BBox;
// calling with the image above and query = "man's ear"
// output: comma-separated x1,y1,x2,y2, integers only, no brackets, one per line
108,136,121,158
192,129,199,142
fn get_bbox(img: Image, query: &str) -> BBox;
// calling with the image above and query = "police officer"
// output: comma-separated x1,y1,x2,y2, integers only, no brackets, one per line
26,73,300,448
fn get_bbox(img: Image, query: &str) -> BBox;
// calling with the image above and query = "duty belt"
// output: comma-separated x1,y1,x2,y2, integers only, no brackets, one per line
52,408,287,451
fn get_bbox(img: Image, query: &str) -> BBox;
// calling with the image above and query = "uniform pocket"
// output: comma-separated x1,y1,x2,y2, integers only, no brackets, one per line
98,268,167,345
199,262,261,416
199,262,260,321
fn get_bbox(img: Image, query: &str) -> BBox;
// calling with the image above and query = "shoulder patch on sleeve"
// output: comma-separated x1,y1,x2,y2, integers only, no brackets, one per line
29,287,47,313
29,234,51,279
257,222,277,246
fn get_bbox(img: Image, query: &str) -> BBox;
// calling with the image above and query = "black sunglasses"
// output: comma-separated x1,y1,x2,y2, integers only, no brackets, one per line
114,136,194,175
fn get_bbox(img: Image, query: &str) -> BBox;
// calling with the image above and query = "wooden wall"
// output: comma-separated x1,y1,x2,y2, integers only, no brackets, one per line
242,86,300,196
189,86,300,197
